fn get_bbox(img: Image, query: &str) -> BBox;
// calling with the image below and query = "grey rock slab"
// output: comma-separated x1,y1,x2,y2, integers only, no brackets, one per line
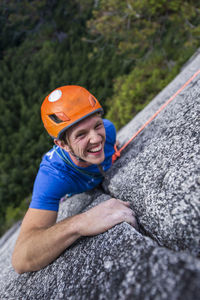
104,55,200,255
0,191,99,292
1,194,200,300
57,189,96,222
0,225,21,297
0,221,21,249
117,48,200,146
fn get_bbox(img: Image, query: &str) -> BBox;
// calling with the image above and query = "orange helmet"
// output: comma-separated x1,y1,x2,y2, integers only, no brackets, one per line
41,85,103,139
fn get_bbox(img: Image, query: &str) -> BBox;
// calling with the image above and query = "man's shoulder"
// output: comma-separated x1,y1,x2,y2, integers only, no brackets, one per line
103,118,115,128
103,119,116,145
40,146,69,176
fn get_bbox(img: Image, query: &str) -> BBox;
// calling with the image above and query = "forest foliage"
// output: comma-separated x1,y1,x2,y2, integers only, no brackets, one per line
0,0,199,235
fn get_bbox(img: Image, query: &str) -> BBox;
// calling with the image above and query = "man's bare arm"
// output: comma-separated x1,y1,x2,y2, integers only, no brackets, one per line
12,198,137,274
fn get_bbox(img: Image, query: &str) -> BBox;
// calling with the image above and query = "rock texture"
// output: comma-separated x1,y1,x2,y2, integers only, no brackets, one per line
0,51,200,300
105,57,200,256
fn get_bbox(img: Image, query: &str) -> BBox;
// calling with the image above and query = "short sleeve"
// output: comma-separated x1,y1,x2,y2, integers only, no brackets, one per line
30,166,73,211
103,119,116,146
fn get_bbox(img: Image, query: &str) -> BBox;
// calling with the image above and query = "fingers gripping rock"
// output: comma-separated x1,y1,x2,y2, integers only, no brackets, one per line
79,198,138,236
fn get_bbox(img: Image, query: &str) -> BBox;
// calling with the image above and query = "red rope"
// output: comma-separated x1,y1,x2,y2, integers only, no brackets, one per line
112,69,200,163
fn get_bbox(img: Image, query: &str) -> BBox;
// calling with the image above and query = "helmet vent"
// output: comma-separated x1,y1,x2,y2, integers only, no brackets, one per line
89,95,96,107
48,114,63,124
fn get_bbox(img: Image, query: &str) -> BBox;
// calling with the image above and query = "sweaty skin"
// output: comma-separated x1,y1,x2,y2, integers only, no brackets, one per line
12,115,138,274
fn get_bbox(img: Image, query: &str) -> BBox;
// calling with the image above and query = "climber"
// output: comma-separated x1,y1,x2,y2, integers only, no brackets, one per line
12,85,138,274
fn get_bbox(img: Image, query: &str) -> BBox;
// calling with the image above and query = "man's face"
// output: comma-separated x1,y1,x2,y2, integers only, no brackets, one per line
65,114,106,166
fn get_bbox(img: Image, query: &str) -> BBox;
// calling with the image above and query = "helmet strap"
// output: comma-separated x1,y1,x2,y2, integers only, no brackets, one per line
69,150,87,163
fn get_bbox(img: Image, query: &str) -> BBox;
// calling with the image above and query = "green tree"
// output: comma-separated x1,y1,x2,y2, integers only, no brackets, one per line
87,0,200,128
0,0,126,235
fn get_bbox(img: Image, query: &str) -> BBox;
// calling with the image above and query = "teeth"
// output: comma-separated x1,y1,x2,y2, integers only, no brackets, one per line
88,145,102,153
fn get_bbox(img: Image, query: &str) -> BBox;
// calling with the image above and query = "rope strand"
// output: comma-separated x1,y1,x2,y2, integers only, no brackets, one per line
112,69,200,163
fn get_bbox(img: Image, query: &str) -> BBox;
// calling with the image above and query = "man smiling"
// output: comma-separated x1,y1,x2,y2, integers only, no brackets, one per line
55,113,106,167
12,86,137,274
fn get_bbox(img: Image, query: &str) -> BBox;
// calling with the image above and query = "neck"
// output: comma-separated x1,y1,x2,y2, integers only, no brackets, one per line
68,152,91,168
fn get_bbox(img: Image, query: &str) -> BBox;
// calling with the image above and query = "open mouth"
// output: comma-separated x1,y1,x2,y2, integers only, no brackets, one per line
87,144,103,154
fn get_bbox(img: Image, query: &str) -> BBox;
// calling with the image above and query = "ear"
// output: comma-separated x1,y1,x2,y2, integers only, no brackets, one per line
54,139,71,152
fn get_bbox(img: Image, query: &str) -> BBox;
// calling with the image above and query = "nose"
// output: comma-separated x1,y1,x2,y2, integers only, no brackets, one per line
89,130,101,143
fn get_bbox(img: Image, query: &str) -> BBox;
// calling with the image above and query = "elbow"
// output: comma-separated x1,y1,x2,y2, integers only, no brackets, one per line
12,250,30,274
12,258,24,274
12,254,24,274
12,248,43,274
13,267,25,275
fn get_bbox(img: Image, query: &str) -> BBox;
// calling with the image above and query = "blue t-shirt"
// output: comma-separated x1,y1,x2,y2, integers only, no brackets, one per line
30,119,116,211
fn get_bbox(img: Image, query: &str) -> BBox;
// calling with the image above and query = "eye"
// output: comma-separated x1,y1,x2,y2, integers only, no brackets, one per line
95,122,103,129
75,132,85,139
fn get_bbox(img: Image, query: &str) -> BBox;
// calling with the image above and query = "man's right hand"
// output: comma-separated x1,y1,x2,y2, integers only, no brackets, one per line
12,198,137,274
79,198,138,236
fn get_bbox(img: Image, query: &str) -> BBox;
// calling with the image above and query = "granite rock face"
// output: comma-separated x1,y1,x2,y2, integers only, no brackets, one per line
105,52,200,256
0,51,200,299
